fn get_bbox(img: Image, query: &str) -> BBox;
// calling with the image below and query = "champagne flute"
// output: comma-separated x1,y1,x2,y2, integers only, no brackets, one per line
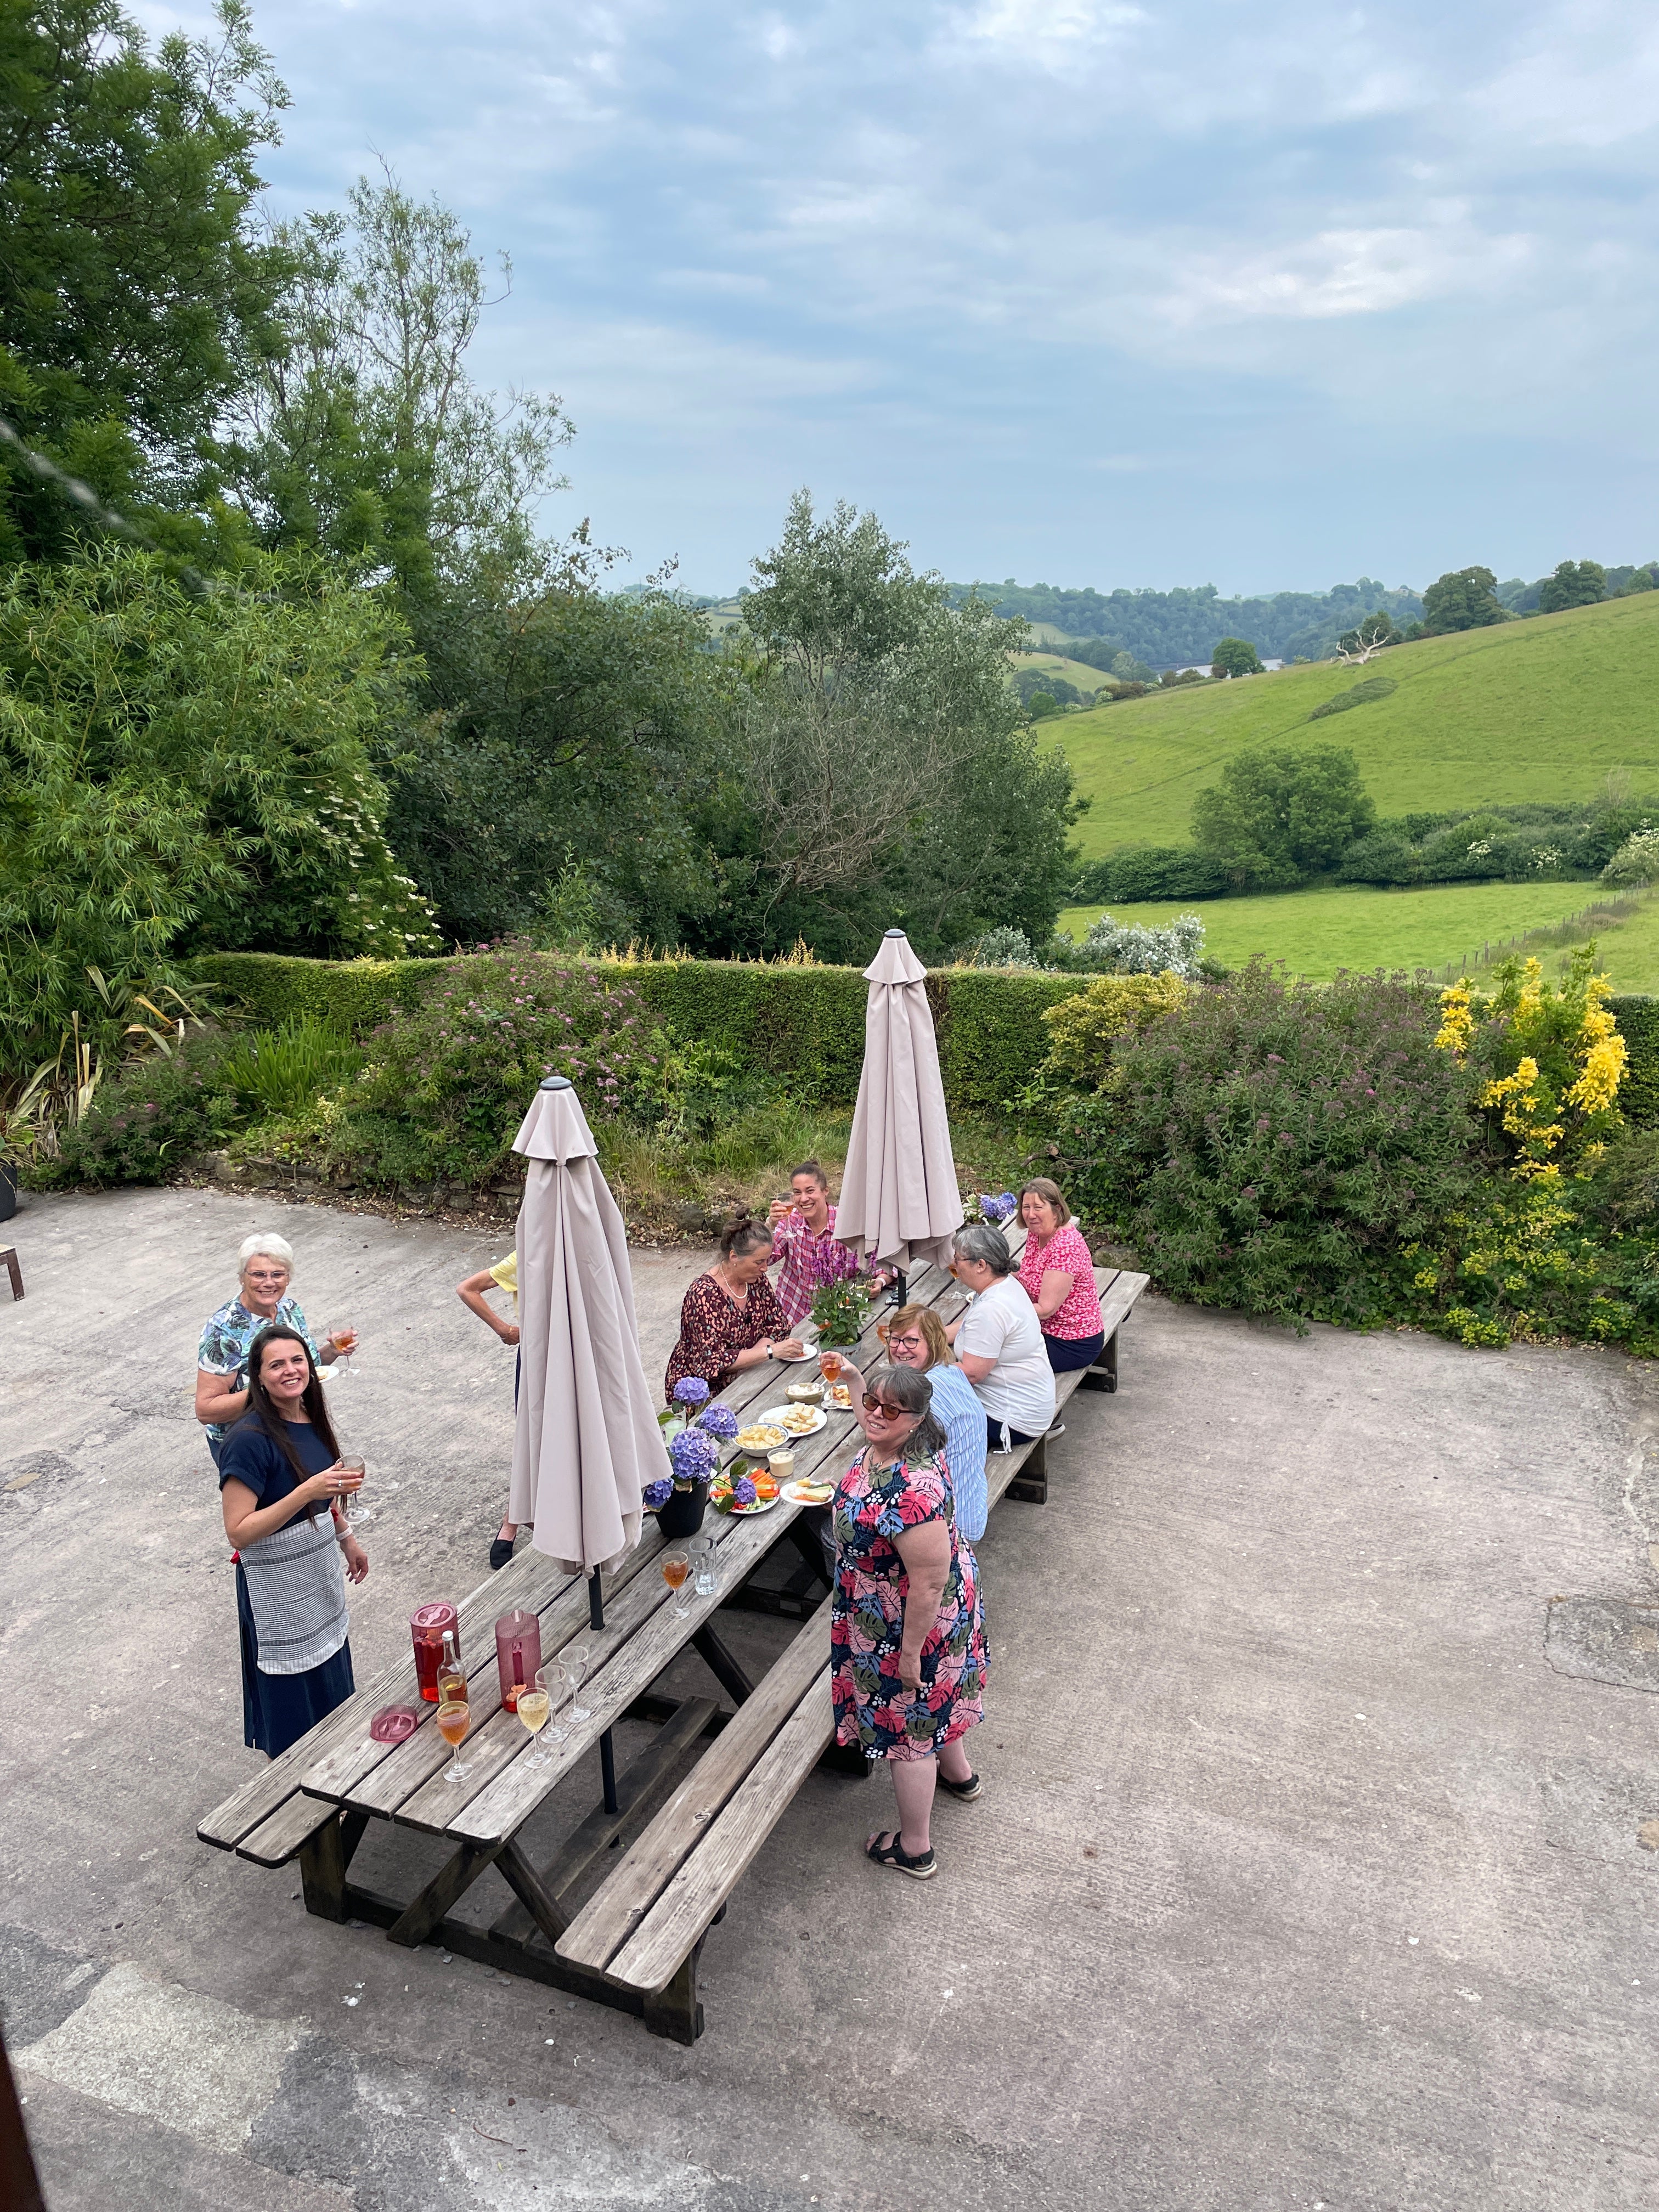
564,1640,594,1724
338,1454,370,1525
516,1667,556,1767
538,1661,571,1749
436,1699,471,1782
662,1548,691,1618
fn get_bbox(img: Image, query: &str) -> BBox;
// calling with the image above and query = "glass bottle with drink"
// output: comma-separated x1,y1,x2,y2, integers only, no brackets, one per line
437,1628,467,1707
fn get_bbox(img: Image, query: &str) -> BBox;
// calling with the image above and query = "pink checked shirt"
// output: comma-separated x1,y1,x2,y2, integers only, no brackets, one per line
1017,1221,1103,1340
770,1204,870,1328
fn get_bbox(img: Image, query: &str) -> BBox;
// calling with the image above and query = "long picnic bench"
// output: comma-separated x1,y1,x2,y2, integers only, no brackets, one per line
198,1226,1147,2041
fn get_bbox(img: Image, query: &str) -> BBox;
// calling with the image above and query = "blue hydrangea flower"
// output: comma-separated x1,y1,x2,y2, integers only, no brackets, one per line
696,1404,740,1442
667,1426,719,1486
671,1376,712,1407
731,1472,758,1509
642,1476,674,1510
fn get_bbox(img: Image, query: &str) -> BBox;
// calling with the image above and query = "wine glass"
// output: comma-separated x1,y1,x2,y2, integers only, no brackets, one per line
436,1699,471,1783
330,1323,357,1380
338,1454,370,1525
819,1349,842,1385
662,1548,691,1618
538,1661,571,1750
564,1641,594,1724
516,1666,557,1767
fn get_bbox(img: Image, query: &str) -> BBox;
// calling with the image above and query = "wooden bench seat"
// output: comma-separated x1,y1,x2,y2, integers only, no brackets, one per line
984,1267,1149,1514
555,1593,838,2040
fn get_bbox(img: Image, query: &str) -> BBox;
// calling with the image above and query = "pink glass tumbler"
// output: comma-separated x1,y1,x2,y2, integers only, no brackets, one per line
494,1610,543,1714
411,1601,459,1703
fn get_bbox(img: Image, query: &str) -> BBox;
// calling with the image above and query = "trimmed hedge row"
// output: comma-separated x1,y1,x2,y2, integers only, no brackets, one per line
187,951,1092,1116
182,953,1659,1128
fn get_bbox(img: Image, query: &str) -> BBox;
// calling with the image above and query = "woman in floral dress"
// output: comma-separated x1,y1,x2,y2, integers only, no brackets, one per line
663,1216,804,1401
831,1363,988,1881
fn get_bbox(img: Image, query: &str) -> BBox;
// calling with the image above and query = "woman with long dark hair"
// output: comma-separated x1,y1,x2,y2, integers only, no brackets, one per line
831,1363,988,1882
218,1325,367,1759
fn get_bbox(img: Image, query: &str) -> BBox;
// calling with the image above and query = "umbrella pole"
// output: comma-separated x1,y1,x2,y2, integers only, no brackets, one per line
891,1269,907,1309
588,1567,619,1815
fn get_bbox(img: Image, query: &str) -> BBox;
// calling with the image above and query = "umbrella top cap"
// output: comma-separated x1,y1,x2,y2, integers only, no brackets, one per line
863,929,927,986
512,1077,598,1161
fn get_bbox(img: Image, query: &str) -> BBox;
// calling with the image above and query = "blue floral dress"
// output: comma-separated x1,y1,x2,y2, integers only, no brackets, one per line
830,1446,987,1763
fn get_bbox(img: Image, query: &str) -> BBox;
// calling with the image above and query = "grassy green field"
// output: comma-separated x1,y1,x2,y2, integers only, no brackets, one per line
1055,591,1659,858
1012,650,1116,693
1059,881,1659,986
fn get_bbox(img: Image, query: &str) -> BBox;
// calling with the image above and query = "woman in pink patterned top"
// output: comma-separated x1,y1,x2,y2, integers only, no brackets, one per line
766,1161,888,1329
1016,1178,1104,1375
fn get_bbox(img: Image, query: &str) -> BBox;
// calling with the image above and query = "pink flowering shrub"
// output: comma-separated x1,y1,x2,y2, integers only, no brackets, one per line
335,943,671,1188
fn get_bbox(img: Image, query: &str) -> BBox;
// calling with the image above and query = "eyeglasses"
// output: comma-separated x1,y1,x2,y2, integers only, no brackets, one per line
887,1335,924,1351
861,1395,911,1420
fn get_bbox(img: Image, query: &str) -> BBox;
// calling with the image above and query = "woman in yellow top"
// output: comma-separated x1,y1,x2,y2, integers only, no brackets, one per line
457,1252,523,1570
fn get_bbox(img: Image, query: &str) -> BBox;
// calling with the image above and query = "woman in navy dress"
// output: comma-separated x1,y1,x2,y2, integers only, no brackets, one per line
218,1325,368,1758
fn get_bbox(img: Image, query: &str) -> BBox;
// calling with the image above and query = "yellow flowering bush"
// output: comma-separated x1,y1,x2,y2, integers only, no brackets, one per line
1434,946,1627,1178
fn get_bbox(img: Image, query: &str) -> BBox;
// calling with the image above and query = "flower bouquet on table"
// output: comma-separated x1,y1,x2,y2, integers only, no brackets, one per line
809,1276,871,1352
661,1375,711,1431
644,1401,736,1537
963,1190,1018,1227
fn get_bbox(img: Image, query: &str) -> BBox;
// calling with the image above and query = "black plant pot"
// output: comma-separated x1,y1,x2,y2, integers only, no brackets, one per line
0,1160,16,1224
653,1485,708,1539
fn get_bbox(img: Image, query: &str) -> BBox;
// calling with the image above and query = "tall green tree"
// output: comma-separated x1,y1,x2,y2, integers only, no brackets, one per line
1192,746,1375,890
0,546,438,1066
1538,559,1606,614
1210,636,1263,678
1421,566,1506,633
0,0,291,560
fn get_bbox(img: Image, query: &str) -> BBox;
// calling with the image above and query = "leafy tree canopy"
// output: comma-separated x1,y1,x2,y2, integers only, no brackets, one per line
1211,636,1262,678
1191,745,1376,890
1422,566,1506,633
0,0,291,561
1538,559,1606,615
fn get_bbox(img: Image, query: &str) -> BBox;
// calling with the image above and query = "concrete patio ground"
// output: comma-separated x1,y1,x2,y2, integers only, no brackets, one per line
2,1184,1658,2211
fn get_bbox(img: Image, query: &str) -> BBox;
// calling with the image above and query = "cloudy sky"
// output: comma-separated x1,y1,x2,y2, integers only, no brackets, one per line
150,1,1659,594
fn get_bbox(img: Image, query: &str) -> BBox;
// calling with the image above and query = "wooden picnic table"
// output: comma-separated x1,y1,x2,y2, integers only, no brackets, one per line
199,1223,1147,2041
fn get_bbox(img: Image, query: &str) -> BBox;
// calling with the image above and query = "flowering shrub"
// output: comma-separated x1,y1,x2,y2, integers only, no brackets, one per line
1406,1178,1659,1356
327,944,672,1188
1052,961,1484,1328
672,1376,712,1412
33,1028,244,1187
1039,972,1193,1089
697,1404,740,1442
1436,948,1626,1178
1079,912,1205,979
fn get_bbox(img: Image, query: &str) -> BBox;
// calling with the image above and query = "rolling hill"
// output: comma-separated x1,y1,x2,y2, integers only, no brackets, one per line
1054,590,1659,860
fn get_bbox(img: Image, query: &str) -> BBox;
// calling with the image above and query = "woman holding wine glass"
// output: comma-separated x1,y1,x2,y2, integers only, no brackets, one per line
195,1233,356,1469
218,1325,367,1759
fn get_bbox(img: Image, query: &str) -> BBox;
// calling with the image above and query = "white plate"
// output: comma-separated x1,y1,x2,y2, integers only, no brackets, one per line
781,1478,837,1508
755,1403,827,1436
713,1483,784,1516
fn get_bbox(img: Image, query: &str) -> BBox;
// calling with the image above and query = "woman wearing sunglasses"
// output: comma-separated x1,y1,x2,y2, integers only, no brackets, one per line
844,1306,988,1543
830,1364,988,1880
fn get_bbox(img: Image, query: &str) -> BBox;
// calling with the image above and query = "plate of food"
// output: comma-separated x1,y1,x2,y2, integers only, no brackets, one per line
823,1382,854,1413
735,1421,787,1454
781,1475,836,1508
756,1402,827,1437
712,1469,783,1515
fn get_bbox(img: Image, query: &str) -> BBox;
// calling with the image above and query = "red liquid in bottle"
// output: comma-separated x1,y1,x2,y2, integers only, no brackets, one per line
410,1602,459,1702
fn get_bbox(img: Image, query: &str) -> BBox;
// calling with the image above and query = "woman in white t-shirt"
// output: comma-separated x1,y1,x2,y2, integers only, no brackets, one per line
945,1224,1057,1450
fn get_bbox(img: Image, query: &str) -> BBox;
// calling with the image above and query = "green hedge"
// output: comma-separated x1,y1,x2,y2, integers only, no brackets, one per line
1610,997,1659,1128
187,949,1094,1115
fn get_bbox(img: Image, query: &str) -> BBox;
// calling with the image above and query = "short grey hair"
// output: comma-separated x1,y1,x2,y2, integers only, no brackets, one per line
238,1232,295,1273
952,1223,1015,1276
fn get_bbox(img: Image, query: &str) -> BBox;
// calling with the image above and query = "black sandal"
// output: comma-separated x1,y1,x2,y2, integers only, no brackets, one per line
866,1831,937,1880
489,1536,515,1571
938,1771,982,1802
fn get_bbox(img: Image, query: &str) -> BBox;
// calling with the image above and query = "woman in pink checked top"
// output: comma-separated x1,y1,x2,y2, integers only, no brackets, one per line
1015,1178,1104,1374
766,1160,888,1329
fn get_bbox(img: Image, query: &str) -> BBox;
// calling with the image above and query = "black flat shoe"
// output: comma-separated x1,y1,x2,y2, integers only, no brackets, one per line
865,1830,937,1880
938,1771,983,1802
489,1536,515,1571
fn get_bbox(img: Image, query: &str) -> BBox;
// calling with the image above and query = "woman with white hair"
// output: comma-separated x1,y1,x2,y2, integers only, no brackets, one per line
195,1233,352,1466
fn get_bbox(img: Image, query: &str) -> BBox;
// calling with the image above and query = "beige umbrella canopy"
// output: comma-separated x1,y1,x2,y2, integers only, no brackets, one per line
509,1076,668,1575
834,928,964,1275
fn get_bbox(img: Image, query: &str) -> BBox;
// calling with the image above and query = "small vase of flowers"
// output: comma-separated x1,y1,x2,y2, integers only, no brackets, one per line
809,1276,872,1352
644,1400,741,1537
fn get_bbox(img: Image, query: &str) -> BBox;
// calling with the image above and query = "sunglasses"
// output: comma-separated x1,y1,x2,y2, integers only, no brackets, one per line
862,1394,912,1420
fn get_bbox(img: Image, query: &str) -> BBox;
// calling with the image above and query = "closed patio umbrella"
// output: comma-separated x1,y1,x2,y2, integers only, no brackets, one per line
834,928,964,1288
509,1075,667,1575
